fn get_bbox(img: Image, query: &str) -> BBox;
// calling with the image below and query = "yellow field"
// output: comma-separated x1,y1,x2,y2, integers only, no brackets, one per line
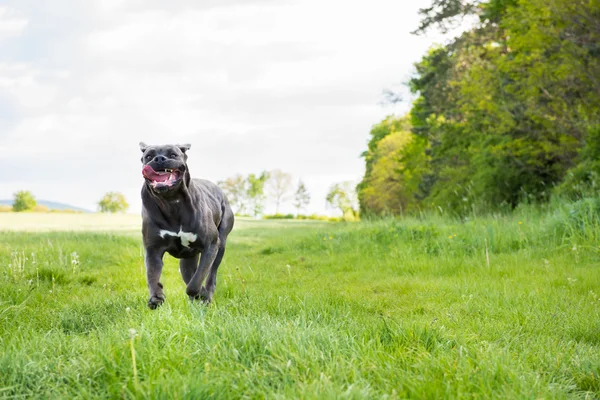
0,212,142,231
0,212,327,232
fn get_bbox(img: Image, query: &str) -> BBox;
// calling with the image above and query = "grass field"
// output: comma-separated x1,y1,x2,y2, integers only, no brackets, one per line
1,205,600,399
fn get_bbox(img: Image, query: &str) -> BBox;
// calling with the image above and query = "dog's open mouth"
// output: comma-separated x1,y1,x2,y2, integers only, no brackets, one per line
142,165,182,189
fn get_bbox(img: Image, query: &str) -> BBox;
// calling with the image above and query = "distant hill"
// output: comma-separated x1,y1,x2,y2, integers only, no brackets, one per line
0,199,92,213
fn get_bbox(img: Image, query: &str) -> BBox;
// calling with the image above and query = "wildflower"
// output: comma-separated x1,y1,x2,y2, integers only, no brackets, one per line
448,235,453,239
518,221,522,225
129,328,137,338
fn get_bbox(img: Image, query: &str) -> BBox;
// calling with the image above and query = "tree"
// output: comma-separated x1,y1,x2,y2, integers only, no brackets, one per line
357,115,429,216
293,180,311,215
98,192,129,213
246,171,269,217
12,191,37,212
326,182,359,219
219,175,247,215
355,0,600,217
359,127,417,215
266,170,293,214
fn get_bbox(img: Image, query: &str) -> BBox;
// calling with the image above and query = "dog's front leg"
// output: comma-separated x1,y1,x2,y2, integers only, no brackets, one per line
185,239,219,302
145,247,165,309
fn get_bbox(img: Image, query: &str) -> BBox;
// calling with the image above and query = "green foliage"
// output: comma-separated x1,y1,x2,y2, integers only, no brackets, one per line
262,213,341,222
358,117,426,216
12,191,37,212
98,192,129,213
263,213,295,219
219,172,270,217
556,125,600,198
1,205,600,397
413,0,480,35
363,0,600,217
246,171,270,217
326,182,359,220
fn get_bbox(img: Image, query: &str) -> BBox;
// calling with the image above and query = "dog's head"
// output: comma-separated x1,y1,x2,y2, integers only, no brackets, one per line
139,142,191,195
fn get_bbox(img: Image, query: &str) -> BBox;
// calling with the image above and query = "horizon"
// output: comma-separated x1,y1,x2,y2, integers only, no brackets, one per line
0,1,455,215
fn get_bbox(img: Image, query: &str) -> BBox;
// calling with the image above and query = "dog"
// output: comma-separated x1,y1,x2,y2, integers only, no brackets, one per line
139,142,234,309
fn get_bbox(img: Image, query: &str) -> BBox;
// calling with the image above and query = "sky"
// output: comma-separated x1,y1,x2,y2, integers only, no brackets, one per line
0,0,453,215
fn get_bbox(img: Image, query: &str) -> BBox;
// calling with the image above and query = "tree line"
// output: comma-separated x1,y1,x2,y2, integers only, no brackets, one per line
4,190,129,213
218,170,358,219
358,0,600,217
7,177,359,218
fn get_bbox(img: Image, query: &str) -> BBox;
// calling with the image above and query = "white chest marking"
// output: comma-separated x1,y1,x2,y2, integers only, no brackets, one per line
159,227,198,248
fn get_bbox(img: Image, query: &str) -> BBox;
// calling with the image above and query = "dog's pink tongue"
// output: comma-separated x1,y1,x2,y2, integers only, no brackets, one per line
143,165,173,183
142,165,156,179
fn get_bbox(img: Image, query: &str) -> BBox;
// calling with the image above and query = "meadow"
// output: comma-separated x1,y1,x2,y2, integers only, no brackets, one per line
1,203,599,399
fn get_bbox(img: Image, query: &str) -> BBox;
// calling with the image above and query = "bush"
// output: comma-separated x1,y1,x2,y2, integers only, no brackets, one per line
263,214,295,220
98,192,128,213
12,191,36,212
49,209,84,214
262,214,345,222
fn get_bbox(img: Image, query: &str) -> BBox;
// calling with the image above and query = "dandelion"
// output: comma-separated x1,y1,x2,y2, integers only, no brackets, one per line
71,252,80,274
448,235,453,239
518,221,523,225
329,236,332,240
125,307,131,313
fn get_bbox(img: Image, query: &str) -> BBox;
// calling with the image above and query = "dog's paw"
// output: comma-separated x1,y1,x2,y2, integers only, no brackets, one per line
199,286,213,304
147,294,165,309
188,287,212,304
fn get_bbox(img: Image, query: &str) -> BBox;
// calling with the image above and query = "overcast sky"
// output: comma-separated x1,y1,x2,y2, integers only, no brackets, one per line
0,0,450,215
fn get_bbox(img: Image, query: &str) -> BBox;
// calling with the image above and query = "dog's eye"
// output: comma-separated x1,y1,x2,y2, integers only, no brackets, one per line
145,155,152,160
170,154,178,158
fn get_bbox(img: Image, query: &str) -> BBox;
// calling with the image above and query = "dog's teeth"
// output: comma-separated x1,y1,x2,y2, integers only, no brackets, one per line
169,174,173,181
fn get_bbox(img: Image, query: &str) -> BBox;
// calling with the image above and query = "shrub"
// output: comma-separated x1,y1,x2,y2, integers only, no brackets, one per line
264,213,295,220
12,191,36,212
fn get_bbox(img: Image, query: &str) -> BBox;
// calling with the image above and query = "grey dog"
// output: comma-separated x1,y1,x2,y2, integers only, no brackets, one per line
139,142,234,309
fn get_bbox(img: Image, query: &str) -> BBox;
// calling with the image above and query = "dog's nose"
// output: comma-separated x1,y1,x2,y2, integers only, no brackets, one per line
154,155,167,163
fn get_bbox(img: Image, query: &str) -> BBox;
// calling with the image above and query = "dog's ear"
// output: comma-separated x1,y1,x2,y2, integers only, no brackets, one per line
177,143,191,153
139,142,149,152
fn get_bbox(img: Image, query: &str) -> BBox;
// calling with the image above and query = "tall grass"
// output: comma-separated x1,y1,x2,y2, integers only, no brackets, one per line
0,203,599,398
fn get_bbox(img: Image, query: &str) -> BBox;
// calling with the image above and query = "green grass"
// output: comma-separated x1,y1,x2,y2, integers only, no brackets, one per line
1,203,600,399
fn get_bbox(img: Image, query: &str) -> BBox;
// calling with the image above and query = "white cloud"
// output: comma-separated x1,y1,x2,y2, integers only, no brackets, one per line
0,0,453,214
0,6,28,37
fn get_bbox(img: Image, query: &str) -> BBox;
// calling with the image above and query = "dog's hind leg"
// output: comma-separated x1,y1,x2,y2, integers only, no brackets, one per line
200,205,234,303
186,237,219,300
199,239,226,303
179,254,199,285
